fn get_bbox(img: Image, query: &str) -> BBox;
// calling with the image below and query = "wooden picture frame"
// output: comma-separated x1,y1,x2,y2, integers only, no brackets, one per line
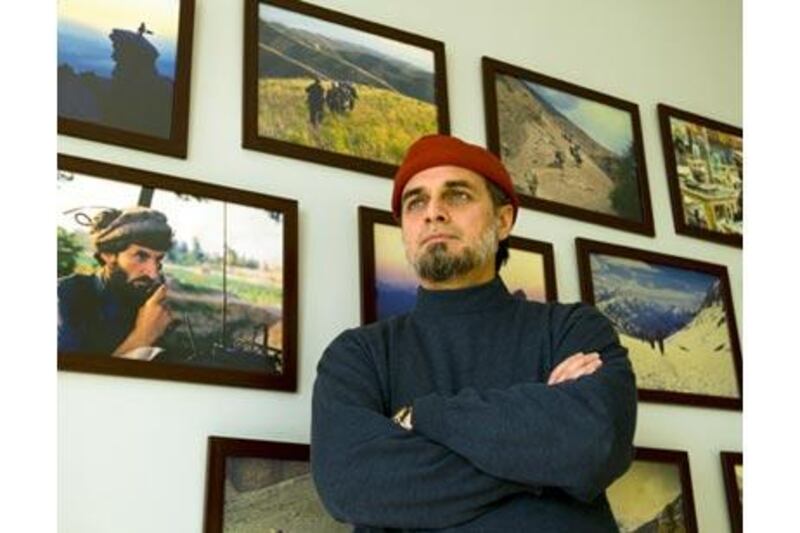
203,436,347,533
721,451,743,533
483,56,654,236
606,447,698,533
243,0,450,178
358,206,558,324
576,237,742,410
57,155,299,391
658,104,743,247
57,0,195,158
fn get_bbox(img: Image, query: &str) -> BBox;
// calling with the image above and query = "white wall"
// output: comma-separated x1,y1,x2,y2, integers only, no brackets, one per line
57,0,742,531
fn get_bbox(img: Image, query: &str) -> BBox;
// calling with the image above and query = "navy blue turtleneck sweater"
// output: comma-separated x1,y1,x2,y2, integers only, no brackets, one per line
311,277,637,532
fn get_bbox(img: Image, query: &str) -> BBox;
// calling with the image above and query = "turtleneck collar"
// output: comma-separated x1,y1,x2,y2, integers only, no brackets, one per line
413,276,512,316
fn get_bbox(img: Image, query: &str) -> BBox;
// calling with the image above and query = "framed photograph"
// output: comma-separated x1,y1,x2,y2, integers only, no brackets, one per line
658,104,743,247
358,206,558,324
576,238,742,410
204,436,348,533
606,447,698,533
721,451,743,533
57,0,195,158
483,57,654,235
57,155,299,391
243,0,450,178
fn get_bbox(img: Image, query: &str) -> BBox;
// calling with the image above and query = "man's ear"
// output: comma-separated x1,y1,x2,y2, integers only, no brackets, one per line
99,252,117,266
496,204,514,240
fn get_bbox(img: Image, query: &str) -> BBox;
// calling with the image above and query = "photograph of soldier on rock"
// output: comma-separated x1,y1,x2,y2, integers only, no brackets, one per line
247,0,448,173
57,159,298,390
57,0,193,155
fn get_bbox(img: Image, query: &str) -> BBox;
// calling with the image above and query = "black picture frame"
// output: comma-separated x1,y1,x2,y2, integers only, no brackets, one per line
606,447,698,533
57,155,299,392
57,0,196,158
576,237,742,410
243,0,450,178
358,206,558,324
720,451,743,533
483,56,654,236
203,436,347,533
658,104,743,248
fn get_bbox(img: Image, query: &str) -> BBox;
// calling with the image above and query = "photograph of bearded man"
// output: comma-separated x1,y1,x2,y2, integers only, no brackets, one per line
57,206,175,361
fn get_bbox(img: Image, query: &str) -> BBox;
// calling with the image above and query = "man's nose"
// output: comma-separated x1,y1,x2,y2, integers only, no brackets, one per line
424,197,449,223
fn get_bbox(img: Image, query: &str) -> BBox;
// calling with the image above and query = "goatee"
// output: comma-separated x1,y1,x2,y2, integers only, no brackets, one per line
409,221,499,283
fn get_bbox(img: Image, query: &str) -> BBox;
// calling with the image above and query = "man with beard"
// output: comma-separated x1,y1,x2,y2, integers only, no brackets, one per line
311,135,637,532
58,207,175,360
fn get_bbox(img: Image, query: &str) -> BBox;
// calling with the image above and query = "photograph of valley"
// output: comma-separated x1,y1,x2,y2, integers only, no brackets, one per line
254,1,442,166
586,250,740,402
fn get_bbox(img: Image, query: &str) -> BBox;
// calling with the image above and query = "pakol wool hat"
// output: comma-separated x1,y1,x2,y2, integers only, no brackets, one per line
90,206,173,252
392,134,519,221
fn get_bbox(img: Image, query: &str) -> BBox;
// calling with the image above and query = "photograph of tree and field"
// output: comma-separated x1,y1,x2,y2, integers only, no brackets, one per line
254,1,440,166
57,170,287,375
587,251,740,402
606,451,695,533
58,0,183,139
490,67,649,228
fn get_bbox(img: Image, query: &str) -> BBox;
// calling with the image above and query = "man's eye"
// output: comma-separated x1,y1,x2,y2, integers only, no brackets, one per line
405,198,424,212
448,191,471,203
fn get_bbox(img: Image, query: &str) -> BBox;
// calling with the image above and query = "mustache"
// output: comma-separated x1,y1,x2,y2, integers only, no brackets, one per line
130,276,158,286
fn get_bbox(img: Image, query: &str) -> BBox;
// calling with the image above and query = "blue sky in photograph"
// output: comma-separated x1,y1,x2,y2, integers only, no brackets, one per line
58,0,179,79
590,254,717,313
260,4,434,73
525,81,633,155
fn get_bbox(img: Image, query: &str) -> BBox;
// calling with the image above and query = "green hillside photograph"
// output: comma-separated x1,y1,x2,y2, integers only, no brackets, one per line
245,0,448,174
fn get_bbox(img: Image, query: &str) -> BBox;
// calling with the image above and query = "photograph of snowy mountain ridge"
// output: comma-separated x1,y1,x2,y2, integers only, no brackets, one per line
577,239,741,409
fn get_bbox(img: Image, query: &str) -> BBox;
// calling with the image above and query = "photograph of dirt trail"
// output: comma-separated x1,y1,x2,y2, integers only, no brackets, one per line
57,0,193,155
57,157,298,391
484,58,652,234
250,0,445,170
585,250,741,408
497,74,642,216
607,452,695,533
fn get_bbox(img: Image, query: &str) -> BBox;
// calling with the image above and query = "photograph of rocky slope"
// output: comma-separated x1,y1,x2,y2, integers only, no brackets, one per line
494,73,644,222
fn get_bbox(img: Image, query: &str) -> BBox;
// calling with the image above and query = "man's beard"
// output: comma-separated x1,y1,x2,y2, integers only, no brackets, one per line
408,221,499,283
104,264,159,306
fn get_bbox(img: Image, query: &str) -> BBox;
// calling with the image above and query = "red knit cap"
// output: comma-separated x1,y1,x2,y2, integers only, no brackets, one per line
392,134,519,221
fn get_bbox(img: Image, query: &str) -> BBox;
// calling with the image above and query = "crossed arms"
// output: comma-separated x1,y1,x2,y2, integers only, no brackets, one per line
310,305,637,530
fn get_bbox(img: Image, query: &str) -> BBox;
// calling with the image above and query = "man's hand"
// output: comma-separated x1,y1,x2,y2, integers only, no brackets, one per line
547,352,603,386
113,284,174,359
392,405,414,431
133,284,174,344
